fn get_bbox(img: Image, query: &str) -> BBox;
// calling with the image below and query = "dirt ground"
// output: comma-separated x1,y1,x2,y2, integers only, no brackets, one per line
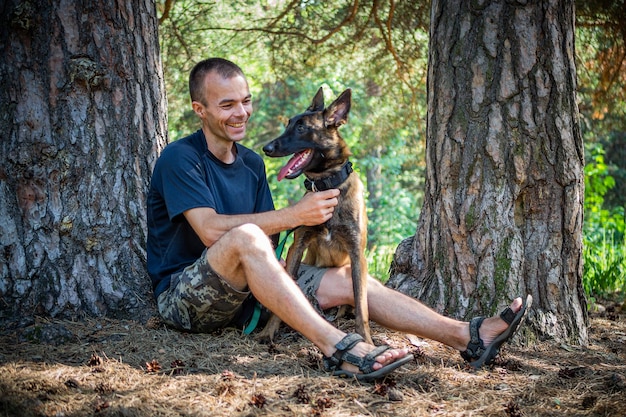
1,298,625,417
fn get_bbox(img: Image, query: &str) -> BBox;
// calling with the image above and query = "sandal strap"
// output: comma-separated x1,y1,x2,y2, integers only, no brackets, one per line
335,333,363,351
460,316,486,362
500,307,516,324
461,304,522,363
360,345,391,373
323,333,394,374
324,333,364,371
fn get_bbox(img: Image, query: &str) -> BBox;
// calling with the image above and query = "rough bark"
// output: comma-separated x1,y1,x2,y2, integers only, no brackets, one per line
0,0,167,323
388,0,587,344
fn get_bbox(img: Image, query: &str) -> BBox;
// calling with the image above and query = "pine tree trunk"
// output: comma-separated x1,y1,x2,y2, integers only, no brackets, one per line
388,0,587,344
0,0,167,322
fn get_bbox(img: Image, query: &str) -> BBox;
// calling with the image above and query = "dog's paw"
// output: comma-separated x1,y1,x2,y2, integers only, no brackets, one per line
254,332,274,344
254,314,281,344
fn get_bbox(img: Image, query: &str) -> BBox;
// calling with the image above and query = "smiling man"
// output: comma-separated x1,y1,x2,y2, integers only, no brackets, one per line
146,57,413,381
146,57,530,381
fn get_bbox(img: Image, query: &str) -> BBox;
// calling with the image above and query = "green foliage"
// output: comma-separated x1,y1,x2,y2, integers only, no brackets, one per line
574,0,626,296
601,132,626,209
157,1,429,280
583,145,626,296
583,231,626,297
156,0,626,288
575,0,626,134
366,245,396,284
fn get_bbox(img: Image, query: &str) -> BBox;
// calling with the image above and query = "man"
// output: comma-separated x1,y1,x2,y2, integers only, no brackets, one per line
147,57,530,380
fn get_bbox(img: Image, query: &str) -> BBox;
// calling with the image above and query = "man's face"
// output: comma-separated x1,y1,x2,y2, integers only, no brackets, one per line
193,71,252,144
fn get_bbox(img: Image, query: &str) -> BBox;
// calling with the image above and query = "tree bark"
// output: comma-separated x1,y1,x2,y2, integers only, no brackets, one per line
0,0,167,322
388,0,587,344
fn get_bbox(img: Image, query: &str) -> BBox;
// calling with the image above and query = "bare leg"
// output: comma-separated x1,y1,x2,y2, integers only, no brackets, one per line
205,224,409,374
316,265,524,352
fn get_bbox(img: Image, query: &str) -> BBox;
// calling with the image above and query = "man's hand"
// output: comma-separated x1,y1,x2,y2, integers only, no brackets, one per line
184,189,340,248
293,189,340,226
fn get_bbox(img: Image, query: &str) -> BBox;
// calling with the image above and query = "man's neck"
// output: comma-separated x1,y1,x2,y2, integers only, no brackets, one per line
203,130,237,164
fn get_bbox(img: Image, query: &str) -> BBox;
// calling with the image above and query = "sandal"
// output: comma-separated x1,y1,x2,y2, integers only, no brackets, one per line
461,294,532,369
324,333,414,381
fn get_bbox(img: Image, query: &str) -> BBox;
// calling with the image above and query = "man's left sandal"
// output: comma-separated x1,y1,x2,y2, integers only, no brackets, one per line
461,294,533,369
323,333,414,382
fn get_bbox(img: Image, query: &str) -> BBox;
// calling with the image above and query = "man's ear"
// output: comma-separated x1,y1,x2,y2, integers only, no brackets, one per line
191,101,205,117
324,89,351,128
306,87,325,112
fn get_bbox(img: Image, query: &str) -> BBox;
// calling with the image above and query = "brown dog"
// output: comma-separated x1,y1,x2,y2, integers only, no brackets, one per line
260,87,372,344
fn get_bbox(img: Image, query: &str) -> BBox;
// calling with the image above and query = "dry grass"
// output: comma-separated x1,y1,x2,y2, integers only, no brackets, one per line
1,301,625,417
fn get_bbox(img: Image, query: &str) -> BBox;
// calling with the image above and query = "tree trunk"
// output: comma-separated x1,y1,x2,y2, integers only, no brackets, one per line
388,0,587,344
0,0,167,323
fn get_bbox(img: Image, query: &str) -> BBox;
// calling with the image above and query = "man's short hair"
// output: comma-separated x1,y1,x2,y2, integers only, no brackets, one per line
189,58,246,104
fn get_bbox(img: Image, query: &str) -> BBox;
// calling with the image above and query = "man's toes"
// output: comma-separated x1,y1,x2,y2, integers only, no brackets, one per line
510,297,523,313
375,347,409,366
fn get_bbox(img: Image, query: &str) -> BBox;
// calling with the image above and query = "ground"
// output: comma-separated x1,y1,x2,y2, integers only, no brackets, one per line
1,298,624,417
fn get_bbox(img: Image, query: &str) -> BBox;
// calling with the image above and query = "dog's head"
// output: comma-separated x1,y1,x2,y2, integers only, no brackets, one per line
263,87,352,181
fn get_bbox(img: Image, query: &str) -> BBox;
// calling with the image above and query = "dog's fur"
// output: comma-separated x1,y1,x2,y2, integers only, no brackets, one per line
260,87,372,344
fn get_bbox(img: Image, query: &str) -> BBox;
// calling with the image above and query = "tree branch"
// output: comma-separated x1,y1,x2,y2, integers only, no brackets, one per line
158,0,173,25
263,0,360,45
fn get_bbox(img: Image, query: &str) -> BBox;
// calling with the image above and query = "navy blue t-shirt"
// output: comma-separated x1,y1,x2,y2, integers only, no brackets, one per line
147,129,275,299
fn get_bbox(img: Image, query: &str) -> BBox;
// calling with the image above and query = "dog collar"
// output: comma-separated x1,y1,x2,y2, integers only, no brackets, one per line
304,161,353,192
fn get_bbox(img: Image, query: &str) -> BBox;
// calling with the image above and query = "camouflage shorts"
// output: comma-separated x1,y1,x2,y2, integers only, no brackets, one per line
157,249,250,333
157,252,335,333
296,264,340,321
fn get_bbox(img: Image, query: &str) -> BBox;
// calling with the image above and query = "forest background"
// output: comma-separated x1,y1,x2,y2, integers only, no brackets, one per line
2,2,626,416
158,0,625,300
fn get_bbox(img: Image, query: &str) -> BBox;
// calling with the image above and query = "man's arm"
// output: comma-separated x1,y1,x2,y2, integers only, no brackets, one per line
184,189,340,248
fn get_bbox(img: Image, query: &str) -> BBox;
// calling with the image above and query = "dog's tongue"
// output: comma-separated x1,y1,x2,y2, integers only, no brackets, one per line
277,150,311,181
277,155,301,181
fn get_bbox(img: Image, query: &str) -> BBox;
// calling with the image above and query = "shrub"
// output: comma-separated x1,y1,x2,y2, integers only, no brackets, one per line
583,146,626,296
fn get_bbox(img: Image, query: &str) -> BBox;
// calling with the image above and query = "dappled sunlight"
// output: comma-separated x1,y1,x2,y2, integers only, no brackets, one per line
1,311,624,416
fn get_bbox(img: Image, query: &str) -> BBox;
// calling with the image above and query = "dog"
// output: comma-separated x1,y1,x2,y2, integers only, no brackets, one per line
260,87,372,345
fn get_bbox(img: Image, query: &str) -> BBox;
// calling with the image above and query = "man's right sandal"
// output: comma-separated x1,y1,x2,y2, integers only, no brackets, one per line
461,294,533,369
323,333,414,382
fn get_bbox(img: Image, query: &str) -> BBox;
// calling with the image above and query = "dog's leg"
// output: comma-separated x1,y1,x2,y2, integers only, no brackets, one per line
351,247,372,345
284,232,307,278
256,229,309,342
257,314,282,343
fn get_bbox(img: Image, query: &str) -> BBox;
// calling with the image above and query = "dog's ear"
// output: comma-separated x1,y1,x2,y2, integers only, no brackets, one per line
324,89,351,128
307,87,325,112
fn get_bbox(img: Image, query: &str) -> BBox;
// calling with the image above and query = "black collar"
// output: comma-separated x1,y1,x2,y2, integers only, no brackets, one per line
304,161,353,191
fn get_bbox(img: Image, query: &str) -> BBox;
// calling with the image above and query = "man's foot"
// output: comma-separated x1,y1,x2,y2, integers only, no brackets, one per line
324,333,413,381
460,295,532,368
476,297,524,345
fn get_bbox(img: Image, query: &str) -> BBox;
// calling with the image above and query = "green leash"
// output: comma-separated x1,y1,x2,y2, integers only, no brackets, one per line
274,228,293,260
242,300,263,335
243,229,295,335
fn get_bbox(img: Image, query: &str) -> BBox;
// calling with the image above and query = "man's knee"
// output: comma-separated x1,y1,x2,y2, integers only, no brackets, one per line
205,224,274,286
318,266,384,303
316,265,355,307
229,223,273,253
